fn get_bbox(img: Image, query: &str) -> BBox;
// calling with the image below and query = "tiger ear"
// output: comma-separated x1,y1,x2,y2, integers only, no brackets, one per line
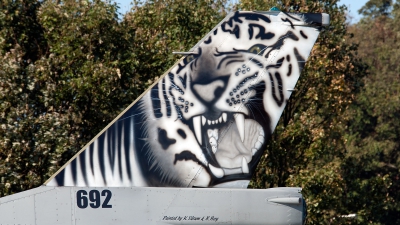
44,11,329,188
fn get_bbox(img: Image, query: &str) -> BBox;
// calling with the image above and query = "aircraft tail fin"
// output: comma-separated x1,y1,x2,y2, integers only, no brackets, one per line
45,11,329,188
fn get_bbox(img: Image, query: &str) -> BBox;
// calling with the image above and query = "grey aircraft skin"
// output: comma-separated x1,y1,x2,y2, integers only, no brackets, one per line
0,186,304,225
0,10,329,225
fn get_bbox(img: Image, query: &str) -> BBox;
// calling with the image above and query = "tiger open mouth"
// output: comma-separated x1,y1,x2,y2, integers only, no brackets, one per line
191,113,265,179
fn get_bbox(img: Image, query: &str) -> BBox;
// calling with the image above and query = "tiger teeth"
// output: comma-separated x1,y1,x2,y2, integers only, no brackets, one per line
209,164,224,178
194,113,228,146
220,158,249,175
222,113,227,122
193,116,202,145
234,113,245,142
254,141,262,149
242,157,249,174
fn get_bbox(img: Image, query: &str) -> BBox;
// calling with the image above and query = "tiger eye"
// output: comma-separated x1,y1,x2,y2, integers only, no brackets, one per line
249,46,261,54
186,55,194,62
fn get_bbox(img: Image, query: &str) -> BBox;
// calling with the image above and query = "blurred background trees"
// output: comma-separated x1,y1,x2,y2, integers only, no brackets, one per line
1,0,399,224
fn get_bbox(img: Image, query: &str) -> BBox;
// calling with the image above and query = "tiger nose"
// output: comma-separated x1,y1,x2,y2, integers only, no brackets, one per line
192,80,225,103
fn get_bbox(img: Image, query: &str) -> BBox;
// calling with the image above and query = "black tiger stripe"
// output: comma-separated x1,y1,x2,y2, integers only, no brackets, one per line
162,77,171,117
300,30,308,39
249,24,275,40
178,73,187,89
55,168,65,185
71,156,78,184
151,87,163,118
79,147,88,185
281,18,294,29
97,134,107,185
294,47,306,72
269,72,284,106
214,49,241,56
287,64,292,76
217,55,243,69
117,124,123,181
250,58,264,68
221,11,271,39
266,57,285,69
107,125,116,173
89,143,95,177
124,119,133,181
282,12,301,21
168,72,185,94
204,36,212,44
177,62,186,74
265,31,299,59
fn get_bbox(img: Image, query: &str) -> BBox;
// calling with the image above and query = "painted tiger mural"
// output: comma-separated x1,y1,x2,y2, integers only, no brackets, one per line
46,11,329,188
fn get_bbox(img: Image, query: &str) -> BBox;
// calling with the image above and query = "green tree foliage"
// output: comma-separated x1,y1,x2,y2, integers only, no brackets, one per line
0,0,141,195
123,0,227,83
344,0,400,223
358,0,392,18
237,1,367,223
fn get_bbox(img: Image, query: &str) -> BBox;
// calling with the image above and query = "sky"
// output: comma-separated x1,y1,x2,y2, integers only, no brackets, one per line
113,0,369,23
340,0,369,23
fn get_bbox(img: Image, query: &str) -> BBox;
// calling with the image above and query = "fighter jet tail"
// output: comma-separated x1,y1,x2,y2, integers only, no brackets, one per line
45,11,329,188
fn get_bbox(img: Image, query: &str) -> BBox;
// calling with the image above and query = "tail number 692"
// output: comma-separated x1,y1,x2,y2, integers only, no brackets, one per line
76,190,112,209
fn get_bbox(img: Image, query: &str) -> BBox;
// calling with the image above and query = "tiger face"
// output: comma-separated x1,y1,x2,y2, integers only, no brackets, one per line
136,11,323,187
